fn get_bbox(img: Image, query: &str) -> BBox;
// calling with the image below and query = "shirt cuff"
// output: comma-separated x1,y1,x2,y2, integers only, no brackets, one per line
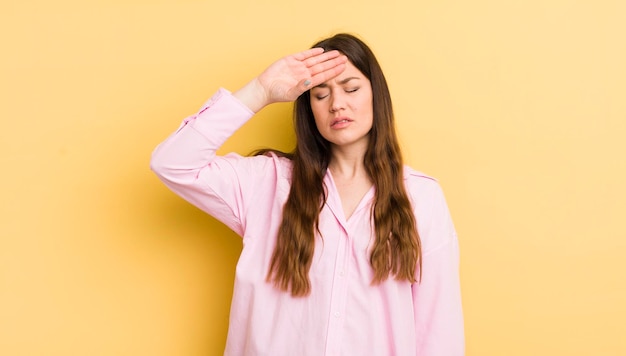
190,88,256,146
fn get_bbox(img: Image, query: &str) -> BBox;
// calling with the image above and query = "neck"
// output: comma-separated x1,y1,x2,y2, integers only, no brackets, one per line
328,142,368,180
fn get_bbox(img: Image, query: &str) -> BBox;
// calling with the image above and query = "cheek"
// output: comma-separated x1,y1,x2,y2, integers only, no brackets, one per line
310,100,325,115
363,93,374,114
360,95,374,128
310,103,325,126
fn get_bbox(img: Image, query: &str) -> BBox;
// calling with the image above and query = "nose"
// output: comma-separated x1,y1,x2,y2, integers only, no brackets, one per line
329,92,346,113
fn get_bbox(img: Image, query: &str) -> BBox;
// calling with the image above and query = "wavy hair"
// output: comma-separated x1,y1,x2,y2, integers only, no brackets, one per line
262,33,421,296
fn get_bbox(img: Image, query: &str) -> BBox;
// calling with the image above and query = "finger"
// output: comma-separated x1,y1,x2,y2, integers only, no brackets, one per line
299,78,313,90
308,54,348,78
303,50,343,68
309,62,347,86
283,78,315,100
292,47,325,61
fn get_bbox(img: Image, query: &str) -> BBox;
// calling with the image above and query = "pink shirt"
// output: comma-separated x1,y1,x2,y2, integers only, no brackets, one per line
151,89,464,356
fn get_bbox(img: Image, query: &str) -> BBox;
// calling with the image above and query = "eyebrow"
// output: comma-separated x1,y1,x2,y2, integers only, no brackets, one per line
315,76,360,88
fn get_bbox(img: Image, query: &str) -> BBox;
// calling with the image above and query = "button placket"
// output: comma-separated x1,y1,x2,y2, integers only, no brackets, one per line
324,229,349,355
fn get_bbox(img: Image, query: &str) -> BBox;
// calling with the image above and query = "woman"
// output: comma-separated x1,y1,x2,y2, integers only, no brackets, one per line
151,33,464,356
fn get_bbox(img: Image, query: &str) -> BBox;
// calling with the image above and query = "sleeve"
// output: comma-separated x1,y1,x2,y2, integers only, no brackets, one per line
411,181,465,355
150,88,260,236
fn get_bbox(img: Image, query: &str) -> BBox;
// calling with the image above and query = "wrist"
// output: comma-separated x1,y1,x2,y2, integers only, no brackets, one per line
233,78,269,113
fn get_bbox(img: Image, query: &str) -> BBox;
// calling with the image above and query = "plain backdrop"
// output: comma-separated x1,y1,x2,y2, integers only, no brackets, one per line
1,0,625,355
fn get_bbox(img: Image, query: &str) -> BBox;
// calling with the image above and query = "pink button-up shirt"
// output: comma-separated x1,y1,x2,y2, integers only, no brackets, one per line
151,89,464,356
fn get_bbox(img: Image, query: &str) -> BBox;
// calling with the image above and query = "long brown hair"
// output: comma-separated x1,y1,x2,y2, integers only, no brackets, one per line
263,33,421,296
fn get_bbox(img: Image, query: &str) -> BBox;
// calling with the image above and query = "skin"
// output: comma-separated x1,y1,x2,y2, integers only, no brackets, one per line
234,49,373,219
310,61,374,219
309,61,374,163
234,48,348,112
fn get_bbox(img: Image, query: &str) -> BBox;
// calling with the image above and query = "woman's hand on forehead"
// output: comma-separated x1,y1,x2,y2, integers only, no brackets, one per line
258,48,348,103
234,48,347,112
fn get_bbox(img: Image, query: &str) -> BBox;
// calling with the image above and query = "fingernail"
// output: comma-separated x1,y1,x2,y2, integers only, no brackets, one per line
304,79,311,86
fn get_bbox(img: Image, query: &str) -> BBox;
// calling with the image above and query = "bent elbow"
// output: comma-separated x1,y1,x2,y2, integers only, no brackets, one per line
149,150,172,181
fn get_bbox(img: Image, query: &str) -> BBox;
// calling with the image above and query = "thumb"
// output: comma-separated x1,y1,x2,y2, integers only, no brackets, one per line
296,78,313,92
287,78,313,100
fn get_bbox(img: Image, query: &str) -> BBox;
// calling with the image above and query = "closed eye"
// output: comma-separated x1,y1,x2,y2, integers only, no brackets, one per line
314,94,329,100
312,90,330,100
346,87,360,93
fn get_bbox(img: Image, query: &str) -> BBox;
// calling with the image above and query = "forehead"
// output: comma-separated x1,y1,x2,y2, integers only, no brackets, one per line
338,61,364,78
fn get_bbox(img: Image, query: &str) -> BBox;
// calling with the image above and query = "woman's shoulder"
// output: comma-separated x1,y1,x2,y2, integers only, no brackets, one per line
402,166,456,253
403,165,439,186
402,165,447,206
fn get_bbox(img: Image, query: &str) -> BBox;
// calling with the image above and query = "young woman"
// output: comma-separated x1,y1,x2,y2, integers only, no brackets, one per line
151,33,464,356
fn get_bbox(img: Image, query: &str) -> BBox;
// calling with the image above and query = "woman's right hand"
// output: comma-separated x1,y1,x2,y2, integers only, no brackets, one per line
234,48,347,112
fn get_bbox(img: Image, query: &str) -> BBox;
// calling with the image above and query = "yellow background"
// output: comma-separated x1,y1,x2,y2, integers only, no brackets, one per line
1,0,625,355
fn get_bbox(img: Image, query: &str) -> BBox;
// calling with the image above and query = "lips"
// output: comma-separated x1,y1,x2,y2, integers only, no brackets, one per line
331,117,353,128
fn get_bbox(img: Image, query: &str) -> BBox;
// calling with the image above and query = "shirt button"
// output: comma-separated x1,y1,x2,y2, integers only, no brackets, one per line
334,312,340,318
339,270,344,276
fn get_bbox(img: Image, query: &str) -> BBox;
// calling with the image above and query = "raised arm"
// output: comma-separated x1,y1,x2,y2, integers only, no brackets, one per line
150,48,346,234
